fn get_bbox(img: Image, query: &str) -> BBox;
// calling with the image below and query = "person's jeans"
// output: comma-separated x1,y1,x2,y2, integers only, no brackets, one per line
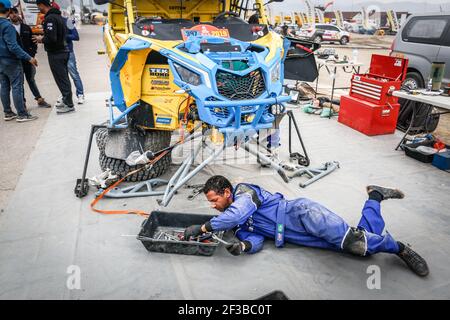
48,52,74,107
67,51,84,96
22,61,42,100
0,59,28,117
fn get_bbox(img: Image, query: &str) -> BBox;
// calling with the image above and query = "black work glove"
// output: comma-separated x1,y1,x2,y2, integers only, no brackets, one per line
183,225,203,241
225,239,244,256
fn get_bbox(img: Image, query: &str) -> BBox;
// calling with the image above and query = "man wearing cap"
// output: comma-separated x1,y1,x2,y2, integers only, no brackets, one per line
33,0,75,114
0,0,38,122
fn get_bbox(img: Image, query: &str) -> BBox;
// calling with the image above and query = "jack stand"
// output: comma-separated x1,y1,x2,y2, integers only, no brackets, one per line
158,137,226,207
255,109,310,170
290,161,340,188
243,141,289,183
256,110,310,168
97,178,168,198
75,124,107,198
157,134,291,207
287,110,310,167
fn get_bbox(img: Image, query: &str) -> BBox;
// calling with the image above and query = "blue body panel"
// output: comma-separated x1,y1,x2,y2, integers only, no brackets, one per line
108,35,292,135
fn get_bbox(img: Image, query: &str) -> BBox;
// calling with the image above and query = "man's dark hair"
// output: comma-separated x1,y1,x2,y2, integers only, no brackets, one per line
36,0,51,7
203,175,233,195
10,7,17,13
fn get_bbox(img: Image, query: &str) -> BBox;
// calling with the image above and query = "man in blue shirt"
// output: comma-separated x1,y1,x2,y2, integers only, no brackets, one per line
0,0,38,122
184,175,429,277
65,15,84,105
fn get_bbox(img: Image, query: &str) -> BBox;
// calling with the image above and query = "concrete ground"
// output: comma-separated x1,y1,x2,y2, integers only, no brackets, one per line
0,25,108,212
1,26,450,300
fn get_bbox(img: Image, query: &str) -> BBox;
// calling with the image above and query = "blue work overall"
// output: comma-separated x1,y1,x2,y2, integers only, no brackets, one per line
209,183,399,255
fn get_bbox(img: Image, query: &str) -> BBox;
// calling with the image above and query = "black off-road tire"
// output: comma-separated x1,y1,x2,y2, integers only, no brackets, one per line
95,127,108,152
96,128,172,182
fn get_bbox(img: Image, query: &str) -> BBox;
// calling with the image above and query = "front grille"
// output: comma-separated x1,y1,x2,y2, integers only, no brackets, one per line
211,107,230,119
216,69,265,100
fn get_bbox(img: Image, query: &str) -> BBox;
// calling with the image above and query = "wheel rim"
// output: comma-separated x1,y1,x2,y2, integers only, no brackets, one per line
341,37,347,44
314,36,321,43
403,78,419,90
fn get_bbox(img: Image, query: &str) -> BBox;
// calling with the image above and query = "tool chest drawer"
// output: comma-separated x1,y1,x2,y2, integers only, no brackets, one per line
350,54,408,105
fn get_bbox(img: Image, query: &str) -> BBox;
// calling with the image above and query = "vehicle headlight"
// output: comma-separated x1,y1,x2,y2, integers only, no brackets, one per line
271,62,281,83
173,63,202,86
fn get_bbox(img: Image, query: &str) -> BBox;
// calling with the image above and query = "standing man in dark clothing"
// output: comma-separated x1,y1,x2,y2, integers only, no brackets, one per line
52,2,84,105
33,0,75,114
9,7,51,108
0,0,38,122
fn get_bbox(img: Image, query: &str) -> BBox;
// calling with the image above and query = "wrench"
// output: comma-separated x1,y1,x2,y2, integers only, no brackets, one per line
211,233,233,246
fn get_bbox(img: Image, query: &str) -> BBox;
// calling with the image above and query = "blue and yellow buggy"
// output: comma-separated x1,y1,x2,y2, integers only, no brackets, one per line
88,0,319,189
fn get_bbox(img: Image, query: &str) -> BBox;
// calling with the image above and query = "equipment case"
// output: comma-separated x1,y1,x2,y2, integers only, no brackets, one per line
339,55,408,136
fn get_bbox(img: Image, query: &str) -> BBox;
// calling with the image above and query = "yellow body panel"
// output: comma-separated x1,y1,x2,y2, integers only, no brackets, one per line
103,25,118,62
253,31,284,63
110,0,228,33
105,0,275,132
142,95,188,131
119,47,151,107
141,63,185,130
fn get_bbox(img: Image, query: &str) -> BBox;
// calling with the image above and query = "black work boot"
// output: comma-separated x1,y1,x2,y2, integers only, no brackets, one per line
366,185,405,200
396,242,429,277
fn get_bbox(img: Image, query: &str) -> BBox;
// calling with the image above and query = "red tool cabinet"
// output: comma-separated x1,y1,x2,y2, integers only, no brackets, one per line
339,95,401,136
338,54,408,136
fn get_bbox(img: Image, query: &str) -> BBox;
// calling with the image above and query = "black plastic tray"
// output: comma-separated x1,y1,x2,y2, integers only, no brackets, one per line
137,211,221,256
403,140,436,163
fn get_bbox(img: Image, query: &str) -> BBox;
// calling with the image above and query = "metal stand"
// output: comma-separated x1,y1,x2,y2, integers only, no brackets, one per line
290,161,339,188
287,110,310,166
75,124,107,198
156,131,337,206
158,138,227,206
156,128,302,207
97,179,168,198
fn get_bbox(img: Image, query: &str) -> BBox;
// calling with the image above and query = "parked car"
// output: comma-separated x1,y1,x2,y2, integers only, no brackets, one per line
391,12,450,89
297,24,350,45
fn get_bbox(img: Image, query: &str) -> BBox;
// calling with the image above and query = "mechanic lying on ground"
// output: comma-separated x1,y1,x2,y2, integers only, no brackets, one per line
184,175,429,277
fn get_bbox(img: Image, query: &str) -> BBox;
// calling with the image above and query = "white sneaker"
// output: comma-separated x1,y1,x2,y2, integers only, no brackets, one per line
77,95,85,104
16,114,38,122
55,100,65,108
